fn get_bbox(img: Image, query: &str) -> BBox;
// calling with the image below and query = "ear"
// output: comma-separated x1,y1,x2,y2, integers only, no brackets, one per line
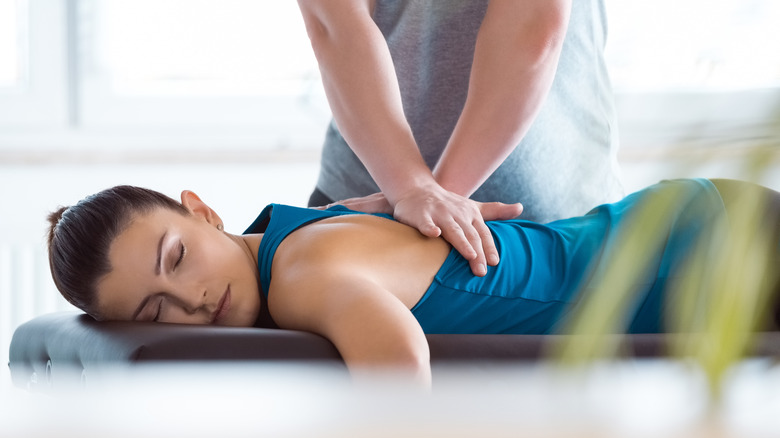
180,190,223,228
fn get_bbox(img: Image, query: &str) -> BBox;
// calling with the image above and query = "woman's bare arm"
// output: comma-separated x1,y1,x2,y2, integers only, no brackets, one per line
269,264,432,387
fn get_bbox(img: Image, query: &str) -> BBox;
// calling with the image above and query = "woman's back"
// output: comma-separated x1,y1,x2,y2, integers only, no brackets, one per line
252,178,730,335
272,213,451,310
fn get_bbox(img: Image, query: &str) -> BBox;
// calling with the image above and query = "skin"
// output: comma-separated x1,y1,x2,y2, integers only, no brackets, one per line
95,192,263,327
89,180,780,387
95,191,452,387
297,0,569,276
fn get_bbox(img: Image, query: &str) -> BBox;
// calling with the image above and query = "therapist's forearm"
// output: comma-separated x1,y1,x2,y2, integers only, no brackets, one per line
434,0,571,197
298,1,435,205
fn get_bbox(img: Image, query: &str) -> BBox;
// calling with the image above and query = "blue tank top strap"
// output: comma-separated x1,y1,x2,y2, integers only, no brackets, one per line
244,203,389,298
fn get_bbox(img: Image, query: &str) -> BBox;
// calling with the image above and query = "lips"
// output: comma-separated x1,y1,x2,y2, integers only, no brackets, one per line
211,286,231,325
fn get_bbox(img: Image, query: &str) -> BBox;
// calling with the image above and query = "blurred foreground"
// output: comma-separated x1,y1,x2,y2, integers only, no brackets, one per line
2,360,780,438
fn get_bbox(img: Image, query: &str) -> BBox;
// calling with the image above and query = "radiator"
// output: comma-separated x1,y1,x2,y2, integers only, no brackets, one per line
1,244,75,390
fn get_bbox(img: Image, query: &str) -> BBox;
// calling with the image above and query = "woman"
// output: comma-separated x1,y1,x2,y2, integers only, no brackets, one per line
47,178,780,387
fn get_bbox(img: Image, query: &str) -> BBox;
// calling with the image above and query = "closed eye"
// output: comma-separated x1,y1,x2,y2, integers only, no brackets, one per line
152,298,164,322
174,242,186,270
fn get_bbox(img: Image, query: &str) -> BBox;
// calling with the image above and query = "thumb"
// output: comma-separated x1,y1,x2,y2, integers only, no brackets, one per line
414,218,442,238
479,202,524,221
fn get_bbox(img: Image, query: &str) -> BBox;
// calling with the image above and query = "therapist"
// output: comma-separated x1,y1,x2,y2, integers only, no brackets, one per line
297,0,624,276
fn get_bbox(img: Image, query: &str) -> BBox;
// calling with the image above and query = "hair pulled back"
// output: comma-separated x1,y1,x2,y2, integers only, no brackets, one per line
47,185,188,317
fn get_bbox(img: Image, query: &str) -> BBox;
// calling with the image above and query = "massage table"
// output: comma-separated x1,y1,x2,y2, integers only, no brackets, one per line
9,311,780,393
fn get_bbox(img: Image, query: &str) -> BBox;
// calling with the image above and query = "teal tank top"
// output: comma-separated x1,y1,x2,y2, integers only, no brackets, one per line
245,179,726,334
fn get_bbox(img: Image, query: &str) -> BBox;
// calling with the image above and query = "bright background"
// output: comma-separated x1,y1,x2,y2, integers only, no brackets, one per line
2,0,780,395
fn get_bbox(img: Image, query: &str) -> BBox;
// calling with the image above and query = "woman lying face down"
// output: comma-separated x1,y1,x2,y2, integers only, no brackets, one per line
49,185,463,385
48,187,264,327
90,190,263,327
47,179,780,386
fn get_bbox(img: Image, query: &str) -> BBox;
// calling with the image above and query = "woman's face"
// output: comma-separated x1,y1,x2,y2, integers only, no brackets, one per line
95,205,261,327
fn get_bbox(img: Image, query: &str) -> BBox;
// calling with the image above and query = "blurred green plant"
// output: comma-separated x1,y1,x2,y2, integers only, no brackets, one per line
670,146,778,401
552,122,780,405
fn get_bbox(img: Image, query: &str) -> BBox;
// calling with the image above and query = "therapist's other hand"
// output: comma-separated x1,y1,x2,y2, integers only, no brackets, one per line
393,184,523,277
314,192,394,215
339,192,394,214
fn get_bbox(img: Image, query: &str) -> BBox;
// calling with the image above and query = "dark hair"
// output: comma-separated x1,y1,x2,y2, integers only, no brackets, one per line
47,185,189,317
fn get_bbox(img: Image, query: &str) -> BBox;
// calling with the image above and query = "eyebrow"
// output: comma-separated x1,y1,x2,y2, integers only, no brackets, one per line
132,231,167,320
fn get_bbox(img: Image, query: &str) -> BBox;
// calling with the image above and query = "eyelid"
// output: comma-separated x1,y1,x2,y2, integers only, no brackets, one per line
174,241,185,269
153,298,163,322
137,295,160,322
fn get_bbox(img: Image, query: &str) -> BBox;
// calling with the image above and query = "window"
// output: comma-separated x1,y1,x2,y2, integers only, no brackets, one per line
605,0,780,147
0,0,778,153
0,0,68,129
606,0,780,92
77,0,329,149
0,0,329,153
0,0,23,90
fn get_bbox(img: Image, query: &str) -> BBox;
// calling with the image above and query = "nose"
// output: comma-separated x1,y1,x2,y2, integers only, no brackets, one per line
175,287,209,315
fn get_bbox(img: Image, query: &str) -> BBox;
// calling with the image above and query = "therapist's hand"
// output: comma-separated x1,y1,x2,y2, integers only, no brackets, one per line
316,192,394,215
392,184,523,277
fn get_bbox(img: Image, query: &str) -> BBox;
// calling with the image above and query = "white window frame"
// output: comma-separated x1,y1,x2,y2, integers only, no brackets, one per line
0,0,69,129
73,0,330,152
0,0,777,155
615,88,780,148
0,0,330,155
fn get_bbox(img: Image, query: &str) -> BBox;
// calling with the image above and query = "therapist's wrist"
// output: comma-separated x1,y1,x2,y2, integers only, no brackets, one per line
433,168,479,199
381,170,441,207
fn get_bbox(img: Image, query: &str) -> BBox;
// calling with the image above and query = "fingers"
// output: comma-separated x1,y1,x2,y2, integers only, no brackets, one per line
439,219,478,260
389,186,509,277
416,218,443,238
399,205,488,275
475,219,499,266
325,193,394,214
438,216,496,277
480,201,524,221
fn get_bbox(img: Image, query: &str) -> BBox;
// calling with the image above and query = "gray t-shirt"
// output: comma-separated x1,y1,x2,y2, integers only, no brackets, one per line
315,0,624,223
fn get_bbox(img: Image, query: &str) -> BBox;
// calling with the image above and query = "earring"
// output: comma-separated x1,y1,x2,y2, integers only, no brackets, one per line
217,224,224,231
